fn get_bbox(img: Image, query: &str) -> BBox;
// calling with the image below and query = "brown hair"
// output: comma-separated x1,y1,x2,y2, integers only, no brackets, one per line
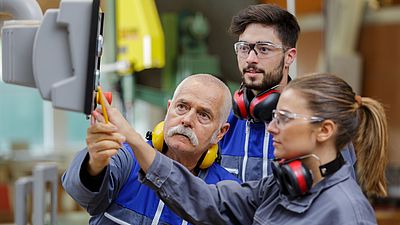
229,4,300,48
286,73,388,197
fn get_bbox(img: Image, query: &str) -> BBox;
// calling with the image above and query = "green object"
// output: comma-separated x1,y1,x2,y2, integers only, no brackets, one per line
176,55,220,84
160,13,179,92
135,84,170,108
176,11,221,84
130,11,221,107
227,80,240,95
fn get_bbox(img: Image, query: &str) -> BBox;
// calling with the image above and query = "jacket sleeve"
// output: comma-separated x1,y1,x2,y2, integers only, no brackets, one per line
61,144,133,215
140,151,269,225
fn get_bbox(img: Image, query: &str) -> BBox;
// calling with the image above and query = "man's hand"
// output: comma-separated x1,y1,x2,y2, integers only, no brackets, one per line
86,118,126,176
92,91,157,173
94,92,136,141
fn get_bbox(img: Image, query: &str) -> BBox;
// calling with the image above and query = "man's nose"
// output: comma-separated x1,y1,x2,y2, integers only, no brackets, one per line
181,110,196,127
246,49,259,64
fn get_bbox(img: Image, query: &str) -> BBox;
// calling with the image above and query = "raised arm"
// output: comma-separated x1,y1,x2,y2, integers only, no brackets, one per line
93,92,157,173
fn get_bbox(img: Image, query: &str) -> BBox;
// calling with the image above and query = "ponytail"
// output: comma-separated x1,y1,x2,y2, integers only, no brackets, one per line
353,97,388,197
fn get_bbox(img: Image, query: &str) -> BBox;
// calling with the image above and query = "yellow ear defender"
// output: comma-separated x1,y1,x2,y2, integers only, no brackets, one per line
198,143,218,169
151,121,165,152
147,121,218,169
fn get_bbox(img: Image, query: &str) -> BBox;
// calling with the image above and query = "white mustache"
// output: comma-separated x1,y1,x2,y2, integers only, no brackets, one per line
167,125,199,146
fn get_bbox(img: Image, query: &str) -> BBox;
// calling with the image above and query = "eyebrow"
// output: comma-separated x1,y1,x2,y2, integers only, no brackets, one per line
177,99,214,118
237,40,276,44
175,99,188,105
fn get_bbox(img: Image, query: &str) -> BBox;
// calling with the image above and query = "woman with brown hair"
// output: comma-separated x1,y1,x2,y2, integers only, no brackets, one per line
271,73,387,198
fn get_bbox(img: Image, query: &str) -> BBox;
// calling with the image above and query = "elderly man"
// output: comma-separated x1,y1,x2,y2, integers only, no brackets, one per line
62,74,240,225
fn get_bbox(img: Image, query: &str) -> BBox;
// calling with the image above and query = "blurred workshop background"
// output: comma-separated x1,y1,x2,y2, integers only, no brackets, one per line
0,0,400,224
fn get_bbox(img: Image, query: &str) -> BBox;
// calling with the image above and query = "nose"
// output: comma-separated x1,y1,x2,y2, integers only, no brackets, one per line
246,49,259,64
181,109,196,127
267,119,279,135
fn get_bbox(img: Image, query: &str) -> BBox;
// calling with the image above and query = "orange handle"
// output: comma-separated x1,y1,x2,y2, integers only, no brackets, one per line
97,86,109,124
96,91,112,104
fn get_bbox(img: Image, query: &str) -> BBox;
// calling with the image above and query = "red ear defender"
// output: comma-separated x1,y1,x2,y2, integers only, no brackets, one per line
281,160,313,197
271,159,313,198
232,85,280,122
232,88,250,119
271,154,345,198
249,90,280,122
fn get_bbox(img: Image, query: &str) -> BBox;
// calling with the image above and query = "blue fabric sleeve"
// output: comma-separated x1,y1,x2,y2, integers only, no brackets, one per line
61,145,133,215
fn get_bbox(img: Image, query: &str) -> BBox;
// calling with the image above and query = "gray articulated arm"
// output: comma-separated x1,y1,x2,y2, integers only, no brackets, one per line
1,0,103,114
0,0,43,20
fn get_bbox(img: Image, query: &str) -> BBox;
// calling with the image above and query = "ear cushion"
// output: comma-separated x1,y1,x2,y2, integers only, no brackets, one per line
151,121,165,151
199,144,218,169
232,89,249,119
281,160,313,198
249,90,280,122
150,121,216,169
272,160,289,196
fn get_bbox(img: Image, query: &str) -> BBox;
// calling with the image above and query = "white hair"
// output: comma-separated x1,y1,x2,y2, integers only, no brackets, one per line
172,74,232,126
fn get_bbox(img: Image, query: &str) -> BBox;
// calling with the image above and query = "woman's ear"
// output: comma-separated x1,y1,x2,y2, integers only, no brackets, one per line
316,119,336,142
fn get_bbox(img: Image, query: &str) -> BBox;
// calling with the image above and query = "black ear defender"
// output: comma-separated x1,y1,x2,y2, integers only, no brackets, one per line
272,158,313,198
145,121,218,169
272,154,345,199
249,89,280,122
232,84,280,122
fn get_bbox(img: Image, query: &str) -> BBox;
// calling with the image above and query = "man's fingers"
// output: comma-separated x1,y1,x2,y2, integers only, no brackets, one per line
88,139,122,155
87,132,125,146
87,121,117,134
100,89,111,108
90,112,96,125
92,110,106,123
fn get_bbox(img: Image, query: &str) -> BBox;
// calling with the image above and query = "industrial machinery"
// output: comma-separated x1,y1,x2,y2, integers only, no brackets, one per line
1,0,104,115
175,11,220,83
115,0,165,75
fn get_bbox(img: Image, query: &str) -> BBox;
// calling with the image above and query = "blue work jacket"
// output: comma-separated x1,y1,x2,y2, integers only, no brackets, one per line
62,142,240,224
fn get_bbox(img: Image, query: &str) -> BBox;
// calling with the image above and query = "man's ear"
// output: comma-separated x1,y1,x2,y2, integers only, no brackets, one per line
167,99,171,109
284,47,297,68
316,119,336,142
215,123,230,143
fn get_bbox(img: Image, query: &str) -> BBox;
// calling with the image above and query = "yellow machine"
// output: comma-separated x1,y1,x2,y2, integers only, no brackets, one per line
115,0,165,74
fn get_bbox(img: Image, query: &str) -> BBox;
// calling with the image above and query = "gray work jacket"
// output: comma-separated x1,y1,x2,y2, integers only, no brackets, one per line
140,152,377,225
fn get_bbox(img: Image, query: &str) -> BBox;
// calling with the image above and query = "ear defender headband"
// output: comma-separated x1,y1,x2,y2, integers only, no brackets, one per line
271,154,345,199
145,121,218,169
232,84,280,122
